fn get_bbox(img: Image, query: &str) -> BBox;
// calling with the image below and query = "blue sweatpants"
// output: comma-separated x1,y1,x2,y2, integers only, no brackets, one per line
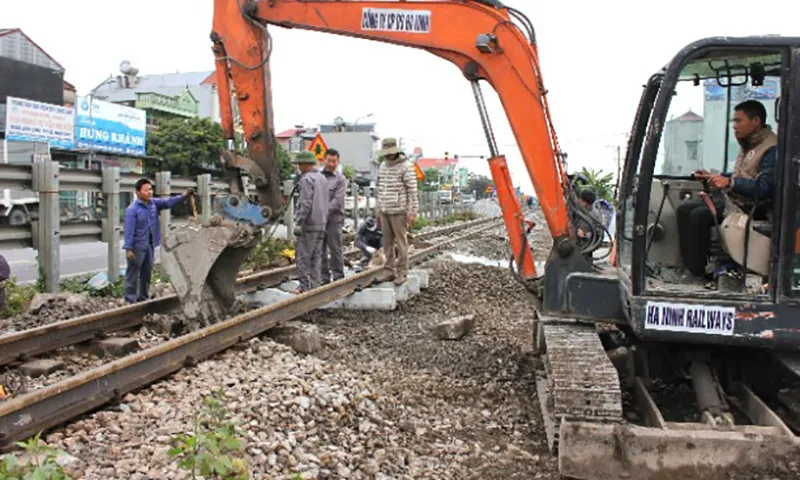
125,246,154,303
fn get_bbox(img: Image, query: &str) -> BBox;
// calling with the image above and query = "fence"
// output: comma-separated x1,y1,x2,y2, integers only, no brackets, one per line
0,158,229,292
0,159,473,293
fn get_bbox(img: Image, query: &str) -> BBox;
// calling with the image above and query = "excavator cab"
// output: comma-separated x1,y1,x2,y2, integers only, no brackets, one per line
614,39,800,350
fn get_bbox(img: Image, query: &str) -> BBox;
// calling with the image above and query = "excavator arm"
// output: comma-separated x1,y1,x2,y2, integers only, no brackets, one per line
212,0,580,280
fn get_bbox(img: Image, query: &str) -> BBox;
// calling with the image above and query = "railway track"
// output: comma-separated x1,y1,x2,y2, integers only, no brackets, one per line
0,218,501,449
0,216,498,368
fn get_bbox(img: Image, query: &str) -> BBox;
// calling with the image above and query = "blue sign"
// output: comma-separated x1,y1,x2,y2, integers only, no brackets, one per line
75,96,147,156
704,78,780,102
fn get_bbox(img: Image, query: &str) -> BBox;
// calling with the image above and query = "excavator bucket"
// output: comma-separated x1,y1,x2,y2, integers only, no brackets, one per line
160,219,260,325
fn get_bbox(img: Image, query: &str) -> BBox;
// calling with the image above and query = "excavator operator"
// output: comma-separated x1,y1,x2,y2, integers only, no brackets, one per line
677,100,778,278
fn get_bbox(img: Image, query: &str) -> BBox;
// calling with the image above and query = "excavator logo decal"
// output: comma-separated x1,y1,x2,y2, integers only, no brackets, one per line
361,8,431,34
645,301,735,336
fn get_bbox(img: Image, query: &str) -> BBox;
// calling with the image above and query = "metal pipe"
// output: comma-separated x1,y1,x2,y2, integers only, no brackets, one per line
471,81,499,158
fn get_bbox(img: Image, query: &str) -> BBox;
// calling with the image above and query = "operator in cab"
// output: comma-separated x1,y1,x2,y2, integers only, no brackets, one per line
320,149,347,285
292,151,330,294
677,100,778,278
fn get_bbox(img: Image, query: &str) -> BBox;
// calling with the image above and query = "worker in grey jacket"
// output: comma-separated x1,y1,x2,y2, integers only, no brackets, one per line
320,149,348,284
292,151,330,293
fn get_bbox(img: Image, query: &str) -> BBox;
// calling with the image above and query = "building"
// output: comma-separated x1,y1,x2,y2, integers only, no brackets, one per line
91,65,222,125
0,28,67,142
278,117,381,181
661,110,703,176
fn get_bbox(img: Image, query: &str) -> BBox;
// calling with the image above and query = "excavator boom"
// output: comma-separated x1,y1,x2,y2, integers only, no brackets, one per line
212,0,581,278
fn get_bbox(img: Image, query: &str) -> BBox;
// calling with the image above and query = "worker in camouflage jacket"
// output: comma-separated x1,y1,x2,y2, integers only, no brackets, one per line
292,151,330,293
376,137,419,285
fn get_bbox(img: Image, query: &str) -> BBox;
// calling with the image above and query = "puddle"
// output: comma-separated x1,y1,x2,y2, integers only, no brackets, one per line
447,252,508,268
446,252,547,273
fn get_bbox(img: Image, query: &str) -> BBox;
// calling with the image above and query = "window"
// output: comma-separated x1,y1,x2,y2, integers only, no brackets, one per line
685,140,699,162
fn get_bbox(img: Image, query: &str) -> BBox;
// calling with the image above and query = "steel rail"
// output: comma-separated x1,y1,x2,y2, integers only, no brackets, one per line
0,221,499,448
0,216,500,366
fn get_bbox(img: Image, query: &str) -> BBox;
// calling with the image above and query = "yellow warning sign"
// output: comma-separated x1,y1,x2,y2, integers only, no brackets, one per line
308,133,328,162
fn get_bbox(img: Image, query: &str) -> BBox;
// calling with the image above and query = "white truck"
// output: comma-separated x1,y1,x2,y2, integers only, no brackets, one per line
0,188,37,225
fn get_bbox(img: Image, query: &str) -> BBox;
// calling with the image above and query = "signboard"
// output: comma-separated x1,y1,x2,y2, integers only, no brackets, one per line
704,78,780,102
308,133,328,162
361,8,431,34
644,301,735,336
4,96,74,149
75,95,147,156
414,162,425,181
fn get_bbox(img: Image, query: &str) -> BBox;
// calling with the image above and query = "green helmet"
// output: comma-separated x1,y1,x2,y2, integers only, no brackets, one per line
292,151,318,164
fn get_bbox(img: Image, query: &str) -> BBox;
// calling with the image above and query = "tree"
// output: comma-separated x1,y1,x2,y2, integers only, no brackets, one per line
468,175,492,199
577,167,614,202
342,165,355,181
418,167,440,192
276,143,293,181
146,117,225,176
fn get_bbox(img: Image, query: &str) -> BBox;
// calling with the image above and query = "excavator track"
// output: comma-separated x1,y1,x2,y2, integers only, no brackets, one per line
535,319,623,452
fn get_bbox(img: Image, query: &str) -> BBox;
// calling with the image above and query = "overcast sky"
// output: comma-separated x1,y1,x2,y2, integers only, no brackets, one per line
3,0,794,195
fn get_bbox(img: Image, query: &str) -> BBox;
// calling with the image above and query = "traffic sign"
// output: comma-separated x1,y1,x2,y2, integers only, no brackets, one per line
308,133,328,162
414,162,425,181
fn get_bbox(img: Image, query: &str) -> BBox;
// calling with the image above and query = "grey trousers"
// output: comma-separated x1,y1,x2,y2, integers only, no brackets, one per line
321,215,345,284
295,230,325,291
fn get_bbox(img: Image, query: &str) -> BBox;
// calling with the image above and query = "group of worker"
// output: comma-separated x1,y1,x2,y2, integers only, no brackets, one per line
291,137,418,293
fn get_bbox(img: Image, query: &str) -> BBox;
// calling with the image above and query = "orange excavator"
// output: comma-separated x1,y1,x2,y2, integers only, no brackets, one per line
160,0,800,477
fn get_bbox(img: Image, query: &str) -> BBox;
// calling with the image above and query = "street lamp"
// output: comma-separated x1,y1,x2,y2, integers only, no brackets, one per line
86,75,115,167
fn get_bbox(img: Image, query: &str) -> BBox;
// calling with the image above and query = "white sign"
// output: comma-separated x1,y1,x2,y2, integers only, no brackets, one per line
645,301,735,336
361,8,431,34
4,97,75,149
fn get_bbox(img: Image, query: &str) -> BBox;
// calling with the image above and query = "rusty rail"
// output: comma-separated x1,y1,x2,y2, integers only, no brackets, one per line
0,221,499,448
0,216,500,367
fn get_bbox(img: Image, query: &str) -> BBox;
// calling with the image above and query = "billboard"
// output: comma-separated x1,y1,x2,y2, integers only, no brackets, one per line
704,78,780,102
4,96,74,149
75,95,147,156
0,56,64,133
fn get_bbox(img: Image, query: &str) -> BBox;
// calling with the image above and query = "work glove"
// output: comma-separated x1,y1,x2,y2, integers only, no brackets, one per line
366,246,376,254
293,225,303,236
184,187,196,198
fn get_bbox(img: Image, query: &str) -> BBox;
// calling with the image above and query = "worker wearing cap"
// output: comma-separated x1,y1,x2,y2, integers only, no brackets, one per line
376,138,419,285
292,151,330,293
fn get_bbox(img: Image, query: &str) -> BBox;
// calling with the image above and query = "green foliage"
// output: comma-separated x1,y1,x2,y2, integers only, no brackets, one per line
146,117,225,177
467,175,493,199
410,210,477,232
578,167,614,202
1,277,38,318
276,143,294,182
0,430,71,479
242,236,294,272
168,390,250,480
342,165,355,181
418,168,440,192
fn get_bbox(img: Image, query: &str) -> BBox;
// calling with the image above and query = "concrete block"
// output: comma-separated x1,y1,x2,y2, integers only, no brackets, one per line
376,282,409,302
432,315,476,340
409,269,429,289
95,337,140,357
278,280,300,293
268,322,322,354
19,359,65,377
248,288,294,307
406,275,421,296
323,288,396,310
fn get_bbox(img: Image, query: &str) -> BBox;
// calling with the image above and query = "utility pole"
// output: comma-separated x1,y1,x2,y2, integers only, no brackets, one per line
614,145,621,199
